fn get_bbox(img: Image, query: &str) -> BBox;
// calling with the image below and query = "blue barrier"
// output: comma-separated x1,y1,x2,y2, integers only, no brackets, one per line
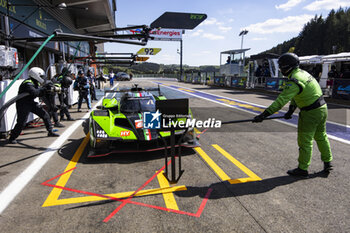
265,77,287,91
231,77,247,88
214,76,225,86
332,79,350,100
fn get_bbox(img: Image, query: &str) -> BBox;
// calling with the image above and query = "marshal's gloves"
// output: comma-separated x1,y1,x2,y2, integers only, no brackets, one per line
252,110,272,123
284,104,297,119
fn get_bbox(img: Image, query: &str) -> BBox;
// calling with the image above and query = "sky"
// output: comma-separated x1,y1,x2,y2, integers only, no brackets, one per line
104,0,350,66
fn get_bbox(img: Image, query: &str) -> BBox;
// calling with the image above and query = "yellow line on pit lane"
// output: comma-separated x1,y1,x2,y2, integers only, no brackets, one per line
178,88,195,93
42,134,187,207
194,128,201,135
195,145,261,184
212,144,262,184
156,171,179,211
42,133,90,207
216,98,265,113
43,186,187,207
194,147,231,181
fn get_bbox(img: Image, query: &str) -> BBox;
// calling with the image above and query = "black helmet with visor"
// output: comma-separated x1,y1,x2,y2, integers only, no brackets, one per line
278,53,300,76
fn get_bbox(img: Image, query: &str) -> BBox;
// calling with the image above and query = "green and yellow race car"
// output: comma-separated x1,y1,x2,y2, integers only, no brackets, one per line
84,85,199,157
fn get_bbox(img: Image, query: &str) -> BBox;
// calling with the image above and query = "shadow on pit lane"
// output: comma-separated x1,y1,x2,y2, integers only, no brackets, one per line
174,171,331,199
0,138,49,151
19,129,47,136
0,139,56,168
64,200,115,210
62,171,331,211
58,137,196,164
0,151,47,169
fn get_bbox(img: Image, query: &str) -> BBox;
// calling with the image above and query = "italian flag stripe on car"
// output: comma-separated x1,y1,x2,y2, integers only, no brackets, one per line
143,128,152,141
134,92,142,97
146,129,152,140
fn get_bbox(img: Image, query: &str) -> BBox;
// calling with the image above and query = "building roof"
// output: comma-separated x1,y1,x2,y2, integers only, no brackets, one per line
299,55,323,64
220,48,250,55
322,52,350,62
34,0,116,34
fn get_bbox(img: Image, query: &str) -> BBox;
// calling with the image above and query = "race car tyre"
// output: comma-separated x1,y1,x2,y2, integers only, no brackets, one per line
82,118,89,135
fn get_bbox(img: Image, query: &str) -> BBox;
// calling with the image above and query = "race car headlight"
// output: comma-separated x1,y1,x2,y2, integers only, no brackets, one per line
96,130,108,138
94,122,108,138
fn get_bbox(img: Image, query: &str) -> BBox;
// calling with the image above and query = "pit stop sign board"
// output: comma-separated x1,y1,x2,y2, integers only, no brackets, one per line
137,48,161,55
136,56,150,62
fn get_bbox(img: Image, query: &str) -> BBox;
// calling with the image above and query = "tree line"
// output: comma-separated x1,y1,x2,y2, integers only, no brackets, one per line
103,63,219,75
265,7,350,56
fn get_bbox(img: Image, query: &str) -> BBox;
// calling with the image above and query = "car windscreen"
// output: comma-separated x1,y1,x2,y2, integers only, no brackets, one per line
120,97,156,113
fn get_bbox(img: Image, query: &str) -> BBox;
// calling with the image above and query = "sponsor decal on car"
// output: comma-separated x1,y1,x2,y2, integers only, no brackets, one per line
135,120,143,129
120,131,130,137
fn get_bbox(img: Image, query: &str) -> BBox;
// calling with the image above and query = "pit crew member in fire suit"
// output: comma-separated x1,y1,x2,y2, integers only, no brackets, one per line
75,70,91,112
252,53,333,177
8,67,59,144
42,76,65,128
57,68,74,121
87,70,97,101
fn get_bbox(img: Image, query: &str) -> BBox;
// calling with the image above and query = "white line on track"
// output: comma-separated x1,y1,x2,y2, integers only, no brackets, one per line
159,82,350,127
157,82,350,145
0,83,119,214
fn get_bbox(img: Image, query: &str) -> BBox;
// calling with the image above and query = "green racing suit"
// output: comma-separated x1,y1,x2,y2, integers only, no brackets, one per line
265,68,332,170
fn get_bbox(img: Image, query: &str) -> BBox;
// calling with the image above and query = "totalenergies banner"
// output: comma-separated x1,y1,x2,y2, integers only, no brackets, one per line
130,28,182,41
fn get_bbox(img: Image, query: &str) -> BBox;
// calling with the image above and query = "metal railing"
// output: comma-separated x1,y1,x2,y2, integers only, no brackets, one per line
133,74,179,79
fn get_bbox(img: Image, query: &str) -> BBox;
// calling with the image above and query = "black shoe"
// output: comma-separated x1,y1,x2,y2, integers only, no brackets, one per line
54,122,65,128
324,162,333,172
67,117,75,121
48,131,59,137
287,167,309,177
77,109,82,112
8,139,17,144
60,117,66,121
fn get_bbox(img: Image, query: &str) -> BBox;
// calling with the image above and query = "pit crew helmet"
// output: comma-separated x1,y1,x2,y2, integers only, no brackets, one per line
278,53,300,76
61,75,73,88
28,67,45,84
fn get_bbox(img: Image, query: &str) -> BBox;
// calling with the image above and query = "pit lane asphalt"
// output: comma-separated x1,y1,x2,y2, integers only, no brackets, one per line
0,78,349,233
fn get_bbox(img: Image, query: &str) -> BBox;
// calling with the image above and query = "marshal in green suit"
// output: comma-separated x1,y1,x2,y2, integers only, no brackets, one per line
253,53,333,177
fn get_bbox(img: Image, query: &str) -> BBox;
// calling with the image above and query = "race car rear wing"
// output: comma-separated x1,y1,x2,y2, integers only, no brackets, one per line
104,85,162,96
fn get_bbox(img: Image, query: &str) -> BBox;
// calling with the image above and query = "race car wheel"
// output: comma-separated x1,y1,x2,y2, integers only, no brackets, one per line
82,118,89,135
89,119,109,150
90,135,109,150
90,136,99,149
